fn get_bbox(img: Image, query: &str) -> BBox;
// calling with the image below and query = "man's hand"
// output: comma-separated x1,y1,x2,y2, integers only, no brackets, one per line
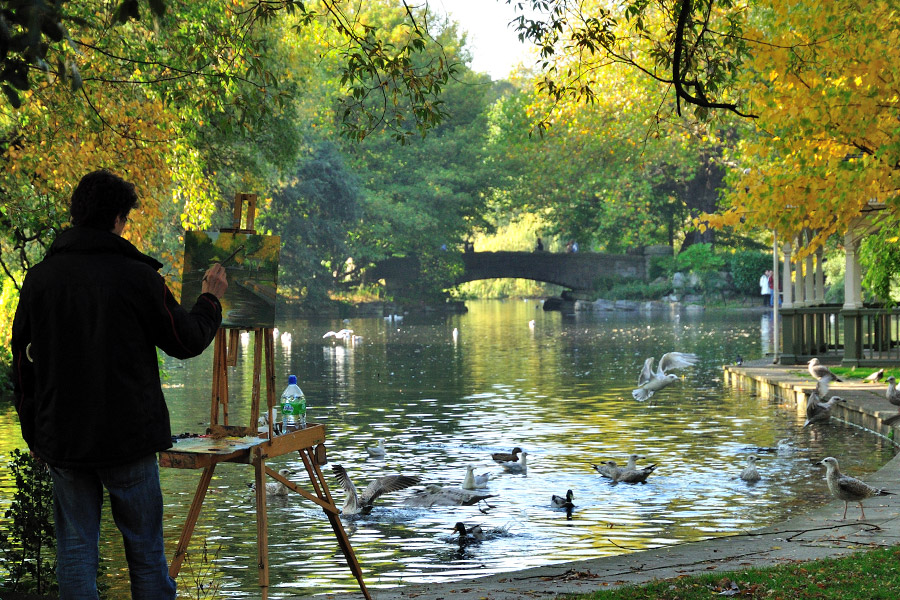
202,263,228,299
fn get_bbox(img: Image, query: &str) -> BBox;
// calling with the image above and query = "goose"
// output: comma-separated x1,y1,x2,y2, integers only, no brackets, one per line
740,456,761,482
612,462,657,484
402,484,497,507
804,392,845,426
451,522,485,543
491,447,523,463
365,439,386,458
551,489,575,509
818,456,893,520
247,468,294,497
462,465,491,490
331,464,420,515
886,376,900,412
632,352,699,401
498,451,528,475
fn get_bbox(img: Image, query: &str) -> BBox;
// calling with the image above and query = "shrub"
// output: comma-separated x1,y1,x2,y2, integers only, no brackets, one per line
728,250,772,296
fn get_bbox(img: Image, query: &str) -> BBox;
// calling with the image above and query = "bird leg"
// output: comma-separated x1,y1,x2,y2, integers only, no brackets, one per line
858,503,866,521
842,501,849,520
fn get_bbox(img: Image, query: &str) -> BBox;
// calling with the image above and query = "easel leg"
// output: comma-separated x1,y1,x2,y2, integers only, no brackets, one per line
299,449,372,600
253,449,270,598
169,465,216,578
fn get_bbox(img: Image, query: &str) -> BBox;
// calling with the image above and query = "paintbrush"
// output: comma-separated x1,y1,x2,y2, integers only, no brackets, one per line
202,244,245,282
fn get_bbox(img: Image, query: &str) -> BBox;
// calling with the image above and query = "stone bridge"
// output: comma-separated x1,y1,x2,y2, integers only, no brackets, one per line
370,248,670,297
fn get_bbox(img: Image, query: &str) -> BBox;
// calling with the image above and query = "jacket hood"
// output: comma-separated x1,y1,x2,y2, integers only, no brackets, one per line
50,227,163,271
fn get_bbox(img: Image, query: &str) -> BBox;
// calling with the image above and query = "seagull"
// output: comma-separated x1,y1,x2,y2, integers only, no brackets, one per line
886,376,900,412
612,462,657,484
280,331,292,345
498,451,528,475
551,489,575,509
818,456,893,520
402,484,497,507
807,358,842,387
864,368,885,384
323,328,354,341
632,352,699,401
804,391,845,427
365,439,386,458
451,521,485,543
492,447,523,463
248,468,294,497
462,465,491,490
590,454,645,480
331,464,421,515
740,456,761,482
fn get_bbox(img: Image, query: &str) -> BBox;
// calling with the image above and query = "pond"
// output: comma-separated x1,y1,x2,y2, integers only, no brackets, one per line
0,300,895,598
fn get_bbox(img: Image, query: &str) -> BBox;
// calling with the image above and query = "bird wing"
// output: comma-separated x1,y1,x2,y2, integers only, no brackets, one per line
637,357,655,386
657,352,699,374
837,475,875,500
332,465,361,513
360,474,421,505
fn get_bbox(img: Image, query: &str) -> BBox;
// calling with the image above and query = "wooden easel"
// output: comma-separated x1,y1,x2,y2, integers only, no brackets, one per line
159,193,371,600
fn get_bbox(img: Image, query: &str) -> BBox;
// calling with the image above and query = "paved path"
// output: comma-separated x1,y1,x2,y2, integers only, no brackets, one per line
321,360,900,600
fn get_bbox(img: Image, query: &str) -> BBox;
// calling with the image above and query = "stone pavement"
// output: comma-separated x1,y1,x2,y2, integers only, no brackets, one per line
321,360,900,600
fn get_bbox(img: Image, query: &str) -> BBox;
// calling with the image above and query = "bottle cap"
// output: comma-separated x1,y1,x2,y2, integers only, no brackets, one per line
288,374,297,385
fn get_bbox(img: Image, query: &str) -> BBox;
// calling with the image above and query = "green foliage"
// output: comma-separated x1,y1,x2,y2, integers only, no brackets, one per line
0,449,56,594
606,280,673,300
861,229,900,306
675,243,725,274
728,250,771,295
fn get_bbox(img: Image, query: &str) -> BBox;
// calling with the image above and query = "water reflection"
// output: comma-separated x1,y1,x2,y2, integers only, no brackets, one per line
0,301,895,598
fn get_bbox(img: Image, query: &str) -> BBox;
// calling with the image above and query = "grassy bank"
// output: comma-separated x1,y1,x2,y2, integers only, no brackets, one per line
566,544,900,599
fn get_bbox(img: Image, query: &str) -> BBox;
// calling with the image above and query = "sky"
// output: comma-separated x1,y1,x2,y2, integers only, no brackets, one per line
431,0,535,80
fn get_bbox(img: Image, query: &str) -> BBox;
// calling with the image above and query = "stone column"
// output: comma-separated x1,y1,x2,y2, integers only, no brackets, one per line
815,246,825,304
782,242,793,308
804,252,815,307
843,231,863,309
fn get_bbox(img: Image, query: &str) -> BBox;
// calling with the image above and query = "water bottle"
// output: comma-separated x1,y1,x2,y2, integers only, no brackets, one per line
280,375,306,430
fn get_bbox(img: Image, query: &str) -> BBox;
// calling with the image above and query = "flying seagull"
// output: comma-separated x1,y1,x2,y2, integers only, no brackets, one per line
886,376,900,412
818,456,893,520
331,464,420,515
632,352,699,401
403,484,497,508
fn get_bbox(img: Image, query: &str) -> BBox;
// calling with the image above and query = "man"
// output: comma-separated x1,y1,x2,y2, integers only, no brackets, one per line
759,269,772,306
11,169,228,598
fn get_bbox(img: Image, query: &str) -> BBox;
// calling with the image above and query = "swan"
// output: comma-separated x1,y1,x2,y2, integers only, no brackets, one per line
632,352,699,401
402,484,497,507
331,464,420,515
462,465,491,490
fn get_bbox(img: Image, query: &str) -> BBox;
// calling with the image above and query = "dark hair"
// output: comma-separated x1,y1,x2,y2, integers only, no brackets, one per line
70,169,139,230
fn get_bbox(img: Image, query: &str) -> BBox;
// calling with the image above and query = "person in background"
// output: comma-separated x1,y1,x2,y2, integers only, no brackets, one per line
565,240,574,253
11,169,228,599
535,237,544,252
760,269,772,306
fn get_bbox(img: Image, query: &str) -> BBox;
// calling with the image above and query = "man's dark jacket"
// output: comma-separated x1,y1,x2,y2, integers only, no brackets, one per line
11,227,222,468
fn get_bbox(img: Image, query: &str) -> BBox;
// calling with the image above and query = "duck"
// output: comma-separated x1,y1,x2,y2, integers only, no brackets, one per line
818,456,893,520
462,465,491,490
365,439,386,458
331,464,421,515
498,451,528,475
451,521,485,543
492,447,523,463
739,456,761,482
632,352,699,401
886,376,900,412
551,489,575,509
402,484,497,508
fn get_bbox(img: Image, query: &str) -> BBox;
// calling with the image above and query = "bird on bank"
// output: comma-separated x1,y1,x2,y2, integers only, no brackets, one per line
365,439,386,458
498,451,528,475
451,522,485,544
331,464,421,515
885,376,900,412
818,456,893,520
551,489,575,510
864,368,885,384
739,456,761,482
492,447,523,463
403,484,497,508
804,391,845,427
462,465,491,490
632,352,699,401
807,358,842,392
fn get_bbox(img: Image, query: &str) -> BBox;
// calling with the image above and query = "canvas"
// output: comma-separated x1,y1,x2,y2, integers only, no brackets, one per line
181,231,281,328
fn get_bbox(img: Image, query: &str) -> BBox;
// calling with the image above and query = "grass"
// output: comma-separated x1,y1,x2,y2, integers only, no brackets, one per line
791,366,898,383
565,544,900,599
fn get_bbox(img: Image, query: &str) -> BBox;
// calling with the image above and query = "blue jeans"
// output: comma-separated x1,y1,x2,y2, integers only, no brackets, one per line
49,454,176,599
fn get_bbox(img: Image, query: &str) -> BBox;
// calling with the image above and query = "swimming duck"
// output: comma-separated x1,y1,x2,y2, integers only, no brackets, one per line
740,455,761,482
632,352,699,401
492,447,523,462
462,465,491,490
331,464,421,515
551,489,575,509
365,439,386,458
451,521,485,543
498,451,528,475
402,484,497,507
